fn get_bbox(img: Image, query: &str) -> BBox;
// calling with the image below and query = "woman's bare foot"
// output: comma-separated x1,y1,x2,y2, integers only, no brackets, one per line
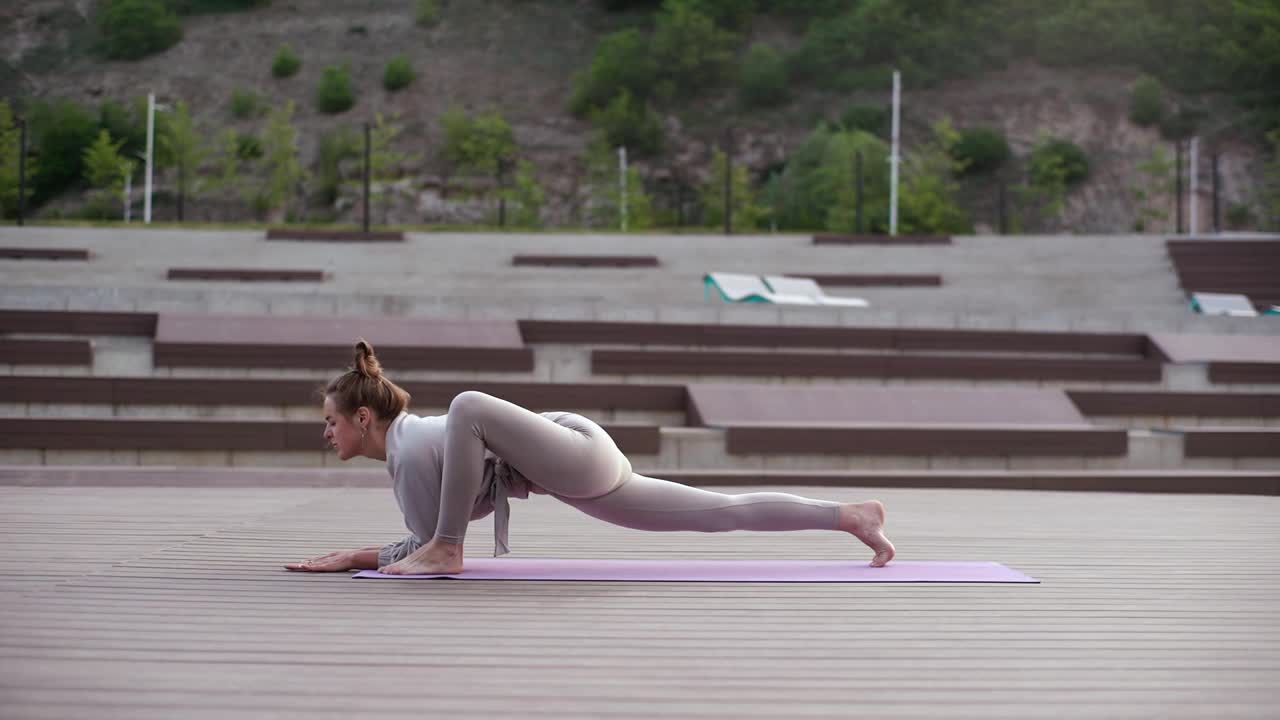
379,540,464,575
838,501,895,567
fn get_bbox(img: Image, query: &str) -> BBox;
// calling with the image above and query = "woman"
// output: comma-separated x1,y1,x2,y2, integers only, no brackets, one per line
286,341,895,576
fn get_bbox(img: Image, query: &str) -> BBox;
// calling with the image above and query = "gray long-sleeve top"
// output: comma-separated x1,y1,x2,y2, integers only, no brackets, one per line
376,411,546,567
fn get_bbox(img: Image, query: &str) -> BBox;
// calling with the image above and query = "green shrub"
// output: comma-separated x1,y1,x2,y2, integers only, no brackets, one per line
738,44,788,108
1030,138,1089,187
590,90,664,157
1129,75,1165,127
951,127,1010,176
272,45,301,78
653,1,737,97
27,99,99,204
235,132,263,160
230,88,264,118
570,29,659,116
383,56,416,92
1159,107,1203,141
415,0,441,27
317,64,356,114
96,0,182,61
1226,203,1253,230
839,105,888,137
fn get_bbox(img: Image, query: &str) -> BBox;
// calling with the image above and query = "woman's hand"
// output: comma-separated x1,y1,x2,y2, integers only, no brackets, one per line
285,550,356,572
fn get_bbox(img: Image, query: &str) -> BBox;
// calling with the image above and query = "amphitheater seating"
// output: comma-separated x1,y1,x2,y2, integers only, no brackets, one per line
152,313,534,371
1067,390,1280,417
0,417,660,455
688,384,1127,457
167,268,326,282
1148,332,1280,384
1167,238,1280,310
0,339,92,366
512,255,659,268
0,309,155,335
0,247,89,260
1182,429,1280,457
265,228,404,242
593,349,1162,382
812,233,951,245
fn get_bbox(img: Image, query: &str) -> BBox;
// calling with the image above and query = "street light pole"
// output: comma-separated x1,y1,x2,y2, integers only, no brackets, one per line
145,93,155,223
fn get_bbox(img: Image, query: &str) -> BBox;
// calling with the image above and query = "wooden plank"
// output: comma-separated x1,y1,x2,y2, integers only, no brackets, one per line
0,247,89,260
725,425,1128,457
0,309,156,336
1182,429,1280,457
593,349,1161,382
0,483,1276,718
264,228,403,242
0,339,92,365
167,268,326,282
1067,390,1280,417
512,255,659,268
813,233,951,245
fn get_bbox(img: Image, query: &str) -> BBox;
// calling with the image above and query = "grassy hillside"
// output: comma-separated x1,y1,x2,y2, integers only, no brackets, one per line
2,0,1277,233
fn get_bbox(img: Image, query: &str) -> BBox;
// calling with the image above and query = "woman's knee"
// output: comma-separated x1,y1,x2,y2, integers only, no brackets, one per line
448,390,492,420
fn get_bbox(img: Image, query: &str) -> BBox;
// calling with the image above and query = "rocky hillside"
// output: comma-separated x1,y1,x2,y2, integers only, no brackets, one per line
2,0,1271,232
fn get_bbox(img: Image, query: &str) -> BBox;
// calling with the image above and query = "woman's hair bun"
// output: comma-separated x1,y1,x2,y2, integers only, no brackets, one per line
353,339,383,379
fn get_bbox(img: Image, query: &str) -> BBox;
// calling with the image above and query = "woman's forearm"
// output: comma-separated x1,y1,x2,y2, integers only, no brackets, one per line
350,549,382,569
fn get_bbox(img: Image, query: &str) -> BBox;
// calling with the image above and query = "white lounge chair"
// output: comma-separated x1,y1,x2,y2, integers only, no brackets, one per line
704,272,818,305
764,275,870,308
1191,292,1258,317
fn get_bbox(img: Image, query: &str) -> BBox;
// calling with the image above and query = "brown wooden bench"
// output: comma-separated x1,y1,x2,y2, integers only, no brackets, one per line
0,376,688,414
167,268,326,282
1167,239,1280,306
688,384,1126,457
153,313,534,372
726,425,1126,456
265,228,404,242
0,247,90,260
0,418,661,455
0,339,92,366
521,320,1148,356
1068,391,1280,417
1183,428,1280,457
512,255,660,268
594,349,1162,382
1148,333,1280,384
648,470,1278,495
813,234,951,245
0,309,156,336
788,274,942,287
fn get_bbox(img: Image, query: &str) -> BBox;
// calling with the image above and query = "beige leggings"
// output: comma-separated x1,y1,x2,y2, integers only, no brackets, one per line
434,391,842,544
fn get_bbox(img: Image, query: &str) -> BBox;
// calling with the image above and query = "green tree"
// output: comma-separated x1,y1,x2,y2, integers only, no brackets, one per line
570,29,659,116
383,55,416,92
82,129,131,217
272,45,301,78
28,100,104,204
738,44,788,108
1132,146,1174,232
584,135,654,230
369,113,416,224
317,64,356,114
816,129,891,233
440,107,519,214
97,0,183,61
0,102,37,218
951,127,1010,176
701,147,761,230
209,128,247,219
156,101,206,222
501,160,546,228
257,101,307,221
590,90,664,158
313,126,360,207
653,0,738,97
898,119,971,234
1129,75,1166,127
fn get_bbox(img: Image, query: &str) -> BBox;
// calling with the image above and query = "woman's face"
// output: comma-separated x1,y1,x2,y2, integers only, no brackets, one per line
322,395,366,461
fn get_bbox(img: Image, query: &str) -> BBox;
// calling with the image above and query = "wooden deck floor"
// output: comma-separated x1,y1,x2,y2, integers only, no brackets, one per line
0,475,1277,719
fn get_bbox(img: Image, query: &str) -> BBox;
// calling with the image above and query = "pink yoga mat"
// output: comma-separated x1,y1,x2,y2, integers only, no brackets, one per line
353,559,1038,583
